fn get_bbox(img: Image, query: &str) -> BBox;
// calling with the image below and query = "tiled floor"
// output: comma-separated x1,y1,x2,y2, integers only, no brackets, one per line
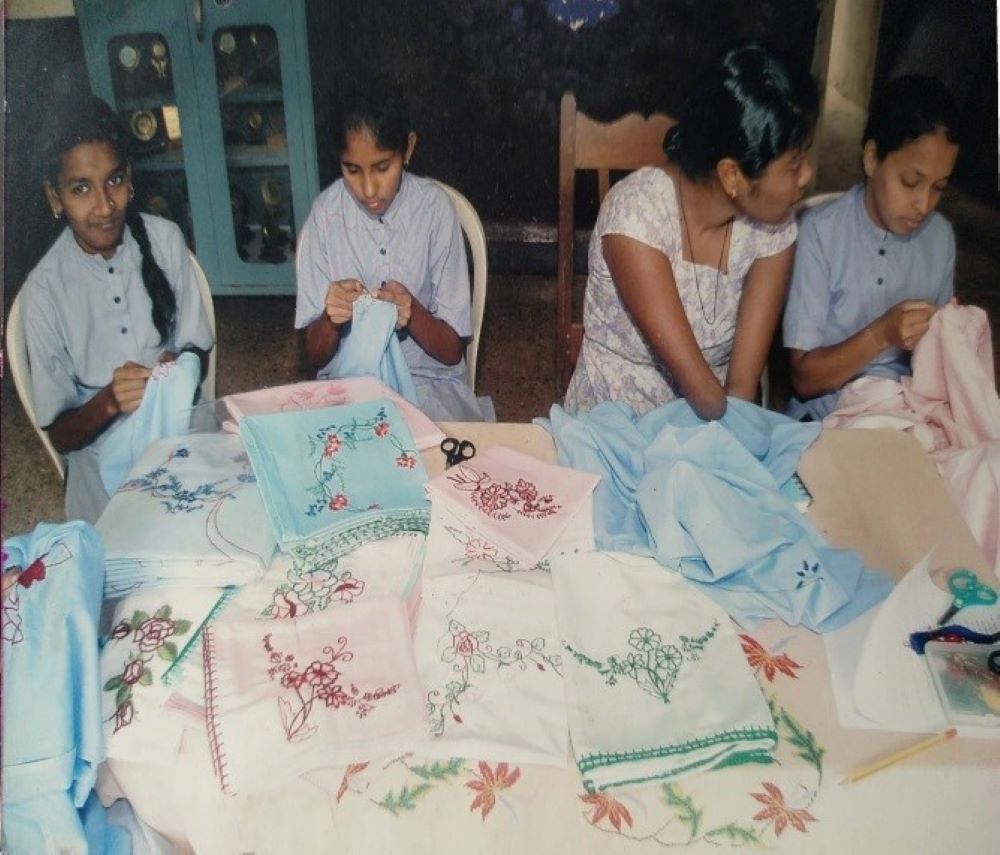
2,190,998,537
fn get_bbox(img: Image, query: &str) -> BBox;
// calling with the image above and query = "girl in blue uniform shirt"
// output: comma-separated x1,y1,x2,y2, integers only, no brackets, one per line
20,96,214,523
783,76,961,420
295,85,490,422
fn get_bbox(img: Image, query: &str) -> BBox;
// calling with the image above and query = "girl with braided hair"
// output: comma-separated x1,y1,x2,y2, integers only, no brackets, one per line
20,95,214,522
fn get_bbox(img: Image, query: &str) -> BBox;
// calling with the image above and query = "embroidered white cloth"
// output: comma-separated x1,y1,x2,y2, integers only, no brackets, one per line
413,573,570,766
225,532,427,621
219,376,445,451
101,587,226,764
202,598,426,796
550,551,777,792
425,446,599,566
96,434,276,597
239,399,430,551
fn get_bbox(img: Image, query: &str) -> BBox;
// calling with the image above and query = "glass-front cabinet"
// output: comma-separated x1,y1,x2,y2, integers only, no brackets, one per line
76,0,319,294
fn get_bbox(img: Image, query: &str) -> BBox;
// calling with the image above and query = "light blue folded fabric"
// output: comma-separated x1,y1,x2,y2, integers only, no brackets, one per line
239,398,430,550
323,294,420,407
539,398,892,632
96,351,201,496
2,521,107,852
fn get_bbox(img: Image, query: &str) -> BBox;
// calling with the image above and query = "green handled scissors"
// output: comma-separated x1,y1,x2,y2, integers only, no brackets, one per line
937,569,998,626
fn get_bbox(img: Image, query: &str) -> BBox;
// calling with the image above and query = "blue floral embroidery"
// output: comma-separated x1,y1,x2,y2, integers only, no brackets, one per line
120,447,250,514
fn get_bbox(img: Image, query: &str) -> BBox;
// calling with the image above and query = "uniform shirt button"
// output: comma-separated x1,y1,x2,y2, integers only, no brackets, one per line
378,217,384,224
878,248,886,256
380,248,387,256
877,277,884,285
113,296,122,303
108,266,115,274
121,327,128,334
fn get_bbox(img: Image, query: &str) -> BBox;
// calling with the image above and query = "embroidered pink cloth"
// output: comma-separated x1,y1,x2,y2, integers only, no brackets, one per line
220,377,445,450
202,598,426,796
424,446,600,566
825,305,1000,577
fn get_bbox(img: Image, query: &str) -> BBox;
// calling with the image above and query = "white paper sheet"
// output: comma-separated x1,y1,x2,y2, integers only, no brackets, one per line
824,553,1000,737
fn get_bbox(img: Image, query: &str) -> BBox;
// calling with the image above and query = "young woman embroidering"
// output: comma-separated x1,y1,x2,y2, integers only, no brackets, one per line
20,96,214,524
563,42,817,419
783,76,961,421
295,85,489,422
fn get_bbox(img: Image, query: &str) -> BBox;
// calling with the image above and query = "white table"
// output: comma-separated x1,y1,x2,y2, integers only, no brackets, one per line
99,426,1000,854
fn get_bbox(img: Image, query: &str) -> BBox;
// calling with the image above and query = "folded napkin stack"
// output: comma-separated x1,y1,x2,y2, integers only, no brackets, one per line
551,550,777,793
97,433,276,597
424,446,599,567
239,398,430,552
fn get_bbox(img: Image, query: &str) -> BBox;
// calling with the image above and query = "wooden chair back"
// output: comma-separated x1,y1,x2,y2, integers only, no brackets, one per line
557,91,674,391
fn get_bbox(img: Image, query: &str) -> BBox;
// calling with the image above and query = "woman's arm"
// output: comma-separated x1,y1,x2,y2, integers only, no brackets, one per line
377,280,464,366
726,244,794,401
603,233,727,420
789,299,937,399
46,362,150,452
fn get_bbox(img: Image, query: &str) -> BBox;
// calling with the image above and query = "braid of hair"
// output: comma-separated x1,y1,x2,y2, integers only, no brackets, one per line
126,209,177,345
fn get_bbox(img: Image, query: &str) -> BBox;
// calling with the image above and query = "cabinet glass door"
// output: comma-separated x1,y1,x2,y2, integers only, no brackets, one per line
107,32,196,248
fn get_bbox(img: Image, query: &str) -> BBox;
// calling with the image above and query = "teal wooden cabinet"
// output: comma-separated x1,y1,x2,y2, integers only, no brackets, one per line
75,0,319,294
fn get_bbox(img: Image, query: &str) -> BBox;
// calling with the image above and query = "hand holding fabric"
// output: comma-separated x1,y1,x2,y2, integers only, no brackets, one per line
324,279,365,326
875,299,937,351
376,280,413,330
110,361,151,415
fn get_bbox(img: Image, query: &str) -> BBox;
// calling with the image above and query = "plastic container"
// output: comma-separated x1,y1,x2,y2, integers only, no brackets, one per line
924,641,1000,727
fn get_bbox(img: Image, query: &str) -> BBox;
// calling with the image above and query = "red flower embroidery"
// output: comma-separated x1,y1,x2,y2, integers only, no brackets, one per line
395,454,416,469
466,761,521,819
110,621,132,640
134,617,177,653
114,701,135,733
453,630,480,658
374,421,390,437
333,577,365,604
579,793,634,832
303,660,340,687
336,762,369,803
739,634,802,682
750,782,817,836
329,493,349,511
281,671,305,689
323,434,342,457
122,659,144,685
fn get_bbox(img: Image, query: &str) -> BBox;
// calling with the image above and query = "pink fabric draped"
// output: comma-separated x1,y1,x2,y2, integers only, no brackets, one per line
825,305,1000,579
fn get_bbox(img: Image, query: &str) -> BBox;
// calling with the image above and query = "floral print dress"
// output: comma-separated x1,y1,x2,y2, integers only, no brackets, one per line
564,167,796,415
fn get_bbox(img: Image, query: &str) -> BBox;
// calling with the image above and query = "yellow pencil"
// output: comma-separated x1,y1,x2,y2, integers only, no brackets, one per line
840,728,958,785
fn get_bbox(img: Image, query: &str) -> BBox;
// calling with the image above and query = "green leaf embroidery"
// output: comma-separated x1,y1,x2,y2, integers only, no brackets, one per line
115,684,132,707
407,758,465,781
154,605,171,619
704,823,762,845
139,669,153,686
132,610,150,627
157,642,178,661
778,707,824,774
376,783,433,815
173,619,193,635
661,783,702,840
104,676,123,691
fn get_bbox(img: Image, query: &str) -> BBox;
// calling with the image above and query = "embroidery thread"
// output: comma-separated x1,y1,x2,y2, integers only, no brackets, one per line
445,466,561,520
565,622,720,704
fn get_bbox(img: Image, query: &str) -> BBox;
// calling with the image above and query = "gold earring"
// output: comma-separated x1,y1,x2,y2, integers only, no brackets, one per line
53,210,63,220
728,187,737,201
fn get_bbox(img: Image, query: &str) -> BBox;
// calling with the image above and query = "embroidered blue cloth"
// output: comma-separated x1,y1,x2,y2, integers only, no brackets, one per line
540,398,892,632
239,398,430,550
96,351,201,496
1,522,107,852
326,293,420,407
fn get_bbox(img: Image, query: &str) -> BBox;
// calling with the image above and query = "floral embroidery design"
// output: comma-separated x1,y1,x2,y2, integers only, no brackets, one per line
262,559,367,619
580,792,634,832
564,622,719,704
740,634,802,682
280,384,348,413
794,560,823,591
444,466,560,520
1,542,73,645
120,447,256,515
466,761,522,820
443,524,550,574
426,619,562,736
263,632,400,743
305,407,418,517
750,782,817,836
104,605,193,733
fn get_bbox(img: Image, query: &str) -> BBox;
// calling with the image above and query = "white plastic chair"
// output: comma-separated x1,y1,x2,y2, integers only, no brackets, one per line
431,179,487,392
5,251,217,481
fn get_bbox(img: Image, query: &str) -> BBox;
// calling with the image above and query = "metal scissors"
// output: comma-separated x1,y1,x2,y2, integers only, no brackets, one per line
440,436,476,469
937,568,997,626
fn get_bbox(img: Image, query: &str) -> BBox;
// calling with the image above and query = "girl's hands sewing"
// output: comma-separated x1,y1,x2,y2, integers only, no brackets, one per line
110,361,152,415
323,278,365,326
376,279,413,329
873,299,937,351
